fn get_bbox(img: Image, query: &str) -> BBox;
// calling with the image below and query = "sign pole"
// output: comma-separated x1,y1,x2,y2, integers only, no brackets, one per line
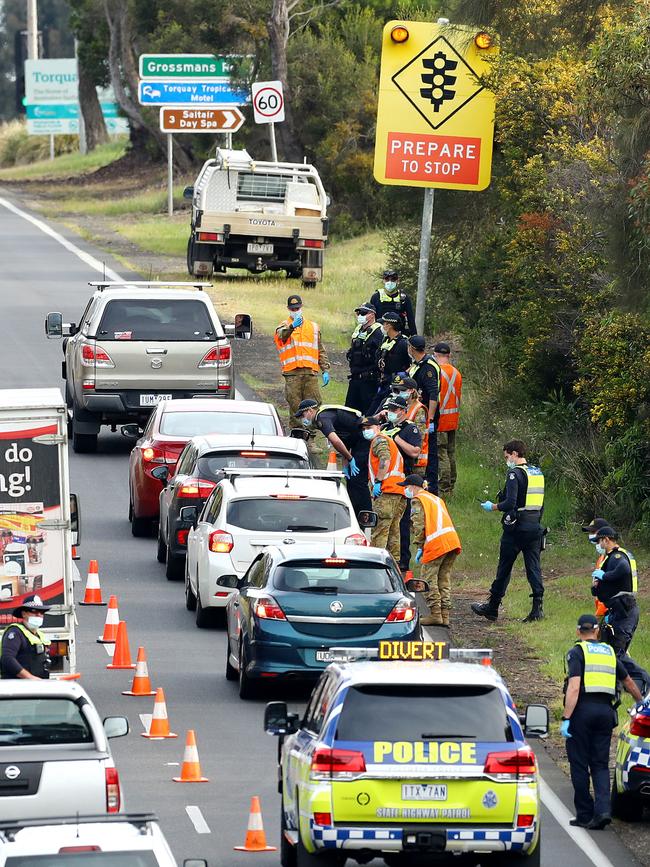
269,122,278,162
49,134,55,161
167,134,173,217
415,188,434,335
26,0,38,59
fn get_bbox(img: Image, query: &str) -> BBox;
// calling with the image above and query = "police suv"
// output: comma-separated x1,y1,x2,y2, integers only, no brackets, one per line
265,644,548,866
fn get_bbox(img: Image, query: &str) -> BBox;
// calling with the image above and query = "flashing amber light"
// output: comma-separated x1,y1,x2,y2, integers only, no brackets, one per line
474,31,493,49
390,25,409,44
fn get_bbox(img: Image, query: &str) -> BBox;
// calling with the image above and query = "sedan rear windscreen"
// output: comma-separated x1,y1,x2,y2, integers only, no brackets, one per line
160,411,277,436
227,498,350,532
197,453,308,477
335,685,512,743
7,854,159,867
274,563,395,594
0,698,93,745
97,300,216,341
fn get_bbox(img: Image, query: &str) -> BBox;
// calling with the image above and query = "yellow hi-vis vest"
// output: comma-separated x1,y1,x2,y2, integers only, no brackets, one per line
274,320,320,373
351,322,381,341
578,640,617,696
12,623,51,647
615,547,638,593
317,405,362,420
516,464,545,511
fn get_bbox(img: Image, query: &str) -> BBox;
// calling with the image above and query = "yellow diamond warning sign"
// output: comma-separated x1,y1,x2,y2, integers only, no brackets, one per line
374,21,498,191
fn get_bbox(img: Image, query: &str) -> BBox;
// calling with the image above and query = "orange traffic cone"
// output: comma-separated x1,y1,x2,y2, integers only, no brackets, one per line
97,596,120,643
173,730,209,782
327,449,338,471
122,647,156,696
79,559,106,606
234,796,277,851
142,688,177,739
106,621,136,670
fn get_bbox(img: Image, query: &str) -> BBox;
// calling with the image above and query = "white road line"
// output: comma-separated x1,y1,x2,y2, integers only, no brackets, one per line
185,805,211,834
139,713,152,734
539,777,616,867
103,644,115,657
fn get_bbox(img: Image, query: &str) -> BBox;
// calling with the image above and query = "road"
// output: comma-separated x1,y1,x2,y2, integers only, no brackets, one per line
0,193,642,867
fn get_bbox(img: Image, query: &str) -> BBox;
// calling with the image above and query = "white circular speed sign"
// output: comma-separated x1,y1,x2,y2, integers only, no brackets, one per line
252,80,286,125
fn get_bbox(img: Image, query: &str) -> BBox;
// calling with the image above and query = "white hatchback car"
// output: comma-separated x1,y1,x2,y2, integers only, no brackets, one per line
184,469,369,628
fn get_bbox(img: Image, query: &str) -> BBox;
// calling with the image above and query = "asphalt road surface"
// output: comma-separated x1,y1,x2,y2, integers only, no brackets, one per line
0,193,642,867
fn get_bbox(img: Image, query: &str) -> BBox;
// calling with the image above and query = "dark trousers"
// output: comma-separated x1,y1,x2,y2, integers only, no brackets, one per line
489,525,543,601
566,702,617,822
346,439,371,516
399,499,411,570
607,596,639,654
620,653,650,695
345,377,378,415
425,438,439,494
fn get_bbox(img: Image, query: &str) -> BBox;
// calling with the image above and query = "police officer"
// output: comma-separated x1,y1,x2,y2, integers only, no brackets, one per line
345,302,383,413
295,399,371,515
433,341,462,495
407,336,441,493
362,416,406,564
368,313,410,414
591,527,640,658
274,295,330,428
471,440,545,623
369,269,416,336
0,595,51,679
562,613,641,829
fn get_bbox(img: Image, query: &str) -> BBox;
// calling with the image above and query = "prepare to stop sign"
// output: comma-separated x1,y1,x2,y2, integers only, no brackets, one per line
387,132,481,184
252,80,285,124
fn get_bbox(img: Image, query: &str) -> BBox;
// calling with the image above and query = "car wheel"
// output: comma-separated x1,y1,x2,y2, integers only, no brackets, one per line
72,430,97,454
156,524,167,563
611,775,644,821
225,633,237,681
185,565,197,611
295,799,344,867
280,802,297,867
195,587,217,628
238,639,257,700
130,499,152,538
166,546,184,581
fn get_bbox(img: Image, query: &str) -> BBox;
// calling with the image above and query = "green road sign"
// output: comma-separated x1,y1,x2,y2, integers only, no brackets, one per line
139,54,239,80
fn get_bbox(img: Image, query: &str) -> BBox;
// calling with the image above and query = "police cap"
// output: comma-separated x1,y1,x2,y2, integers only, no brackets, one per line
287,294,303,309
383,269,399,280
392,374,417,390
595,526,618,541
433,341,451,354
13,593,51,617
581,517,609,533
294,398,319,418
398,474,425,487
408,335,426,351
380,312,402,328
577,613,599,631
355,302,376,315
384,395,408,411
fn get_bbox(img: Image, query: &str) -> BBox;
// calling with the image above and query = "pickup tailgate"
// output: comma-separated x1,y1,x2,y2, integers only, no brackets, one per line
0,758,108,819
93,339,223,391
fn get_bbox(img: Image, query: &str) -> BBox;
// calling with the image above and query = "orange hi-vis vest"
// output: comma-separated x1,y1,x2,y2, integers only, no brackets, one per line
274,320,320,373
415,490,461,563
406,400,428,469
369,434,405,495
437,363,462,432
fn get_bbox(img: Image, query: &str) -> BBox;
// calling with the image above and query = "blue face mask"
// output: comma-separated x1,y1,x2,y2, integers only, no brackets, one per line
595,543,605,555
404,488,414,499
384,281,397,293
387,411,398,423
506,459,517,469
362,429,376,441
302,417,312,428
396,390,410,399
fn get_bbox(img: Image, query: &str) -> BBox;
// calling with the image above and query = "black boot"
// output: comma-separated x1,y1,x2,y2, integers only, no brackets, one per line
522,594,544,622
471,595,500,622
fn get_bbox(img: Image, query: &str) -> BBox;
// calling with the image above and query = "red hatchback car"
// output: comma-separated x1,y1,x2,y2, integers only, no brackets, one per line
125,398,284,536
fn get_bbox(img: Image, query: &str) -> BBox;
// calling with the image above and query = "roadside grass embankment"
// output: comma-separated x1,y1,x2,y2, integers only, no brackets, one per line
0,137,127,180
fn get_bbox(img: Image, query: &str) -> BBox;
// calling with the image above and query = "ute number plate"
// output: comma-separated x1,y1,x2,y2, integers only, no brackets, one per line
315,650,335,662
401,784,447,801
247,243,274,255
140,393,172,407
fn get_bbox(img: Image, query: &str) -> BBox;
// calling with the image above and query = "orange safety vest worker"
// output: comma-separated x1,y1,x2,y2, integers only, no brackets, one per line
406,400,428,469
369,434,405,495
437,363,462,432
414,490,462,563
274,320,320,373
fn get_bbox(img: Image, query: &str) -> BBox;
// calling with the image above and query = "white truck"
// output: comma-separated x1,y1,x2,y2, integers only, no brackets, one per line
184,148,329,287
0,389,78,676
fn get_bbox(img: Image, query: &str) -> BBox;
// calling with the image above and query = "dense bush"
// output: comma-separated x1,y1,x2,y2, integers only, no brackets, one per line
0,120,77,167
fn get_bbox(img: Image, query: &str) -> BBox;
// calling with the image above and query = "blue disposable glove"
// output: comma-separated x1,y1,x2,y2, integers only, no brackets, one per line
347,458,360,477
481,501,494,512
428,421,436,434
292,314,303,328
342,464,350,479
603,612,610,624
415,548,423,563
372,481,382,498
322,371,330,387
560,719,571,739
592,568,605,580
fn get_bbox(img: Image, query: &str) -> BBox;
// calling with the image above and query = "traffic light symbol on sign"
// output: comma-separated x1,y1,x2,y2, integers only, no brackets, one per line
420,51,457,112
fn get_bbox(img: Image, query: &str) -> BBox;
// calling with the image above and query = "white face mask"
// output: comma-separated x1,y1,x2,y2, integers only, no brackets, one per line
380,326,388,336
506,459,517,469
362,429,376,441
356,314,367,325
26,615,43,630
404,487,414,499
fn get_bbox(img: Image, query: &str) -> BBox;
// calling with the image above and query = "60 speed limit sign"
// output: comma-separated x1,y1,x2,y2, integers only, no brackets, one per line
252,80,285,124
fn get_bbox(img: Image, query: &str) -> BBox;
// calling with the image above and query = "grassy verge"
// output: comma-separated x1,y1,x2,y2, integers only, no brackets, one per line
0,139,127,180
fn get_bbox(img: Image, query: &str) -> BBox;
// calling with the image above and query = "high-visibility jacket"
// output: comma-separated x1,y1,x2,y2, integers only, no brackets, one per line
369,434,405,495
406,400,428,468
437,363,462,432
414,491,461,563
577,640,617,697
515,465,545,512
1,623,50,679
274,320,320,373
617,547,638,593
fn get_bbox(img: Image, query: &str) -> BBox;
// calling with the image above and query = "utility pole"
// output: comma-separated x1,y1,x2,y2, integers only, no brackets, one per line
26,0,38,59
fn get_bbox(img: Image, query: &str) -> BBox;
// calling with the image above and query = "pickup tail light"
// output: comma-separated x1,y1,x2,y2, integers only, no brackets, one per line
199,345,231,367
630,713,650,737
484,748,536,779
254,595,286,621
344,533,368,546
385,597,416,622
81,344,115,368
303,240,325,248
209,530,234,553
179,478,217,498
198,232,224,242
105,766,120,813
311,747,366,779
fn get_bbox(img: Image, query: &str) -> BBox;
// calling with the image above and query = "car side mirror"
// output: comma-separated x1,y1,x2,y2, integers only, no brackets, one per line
45,312,63,338
523,704,549,739
289,427,309,441
103,716,129,738
183,185,194,201
151,465,169,483
264,701,299,735
406,578,429,593
217,574,239,589
179,506,199,527
357,510,378,529
234,313,252,339
70,493,81,548
120,423,141,439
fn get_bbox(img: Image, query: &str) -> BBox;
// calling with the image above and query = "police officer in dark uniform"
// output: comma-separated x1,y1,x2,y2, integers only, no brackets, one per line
562,613,641,829
369,269,416,336
368,313,410,415
407,335,440,493
345,302,383,413
591,526,640,657
471,440,546,623
0,594,51,679
295,399,371,515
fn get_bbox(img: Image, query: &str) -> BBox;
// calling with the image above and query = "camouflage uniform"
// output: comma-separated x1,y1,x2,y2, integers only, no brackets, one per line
276,319,330,427
369,435,406,562
410,496,458,625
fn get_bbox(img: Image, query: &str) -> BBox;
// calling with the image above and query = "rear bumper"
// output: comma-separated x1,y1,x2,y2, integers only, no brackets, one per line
81,389,233,420
625,767,650,797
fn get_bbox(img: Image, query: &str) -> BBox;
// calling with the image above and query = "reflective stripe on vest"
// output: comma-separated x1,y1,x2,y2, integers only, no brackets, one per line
406,401,428,467
578,640,617,695
351,322,381,341
516,464,545,511
438,364,461,431
13,623,51,647
369,434,405,494
380,337,397,353
274,320,320,372
317,405,362,420
615,547,638,593
415,491,461,563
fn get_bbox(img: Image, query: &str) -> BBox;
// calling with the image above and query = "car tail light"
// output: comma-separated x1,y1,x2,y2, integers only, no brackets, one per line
199,345,231,367
516,814,535,827
311,747,366,779
385,597,416,622
142,445,166,464
81,344,115,368
105,766,120,813
313,812,332,826
254,595,286,621
209,530,234,553
48,641,68,657
303,239,324,248
179,478,217,498
177,529,189,546
269,494,307,499
198,232,223,242
484,748,536,780
630,714,650,737
344,533,368,546
82,379,95,390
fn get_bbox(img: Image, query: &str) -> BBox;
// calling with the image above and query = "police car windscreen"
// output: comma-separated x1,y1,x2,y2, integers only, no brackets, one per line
97,300,216,341
7,854,159,867
0,698,93,745
335,685,513,742
227,499,350,532
159,412,277,436
274,563,396,594
197,453,308,477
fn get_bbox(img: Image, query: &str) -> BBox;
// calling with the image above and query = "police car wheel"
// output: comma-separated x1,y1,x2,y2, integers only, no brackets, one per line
280,802,297,867
611,777,644,821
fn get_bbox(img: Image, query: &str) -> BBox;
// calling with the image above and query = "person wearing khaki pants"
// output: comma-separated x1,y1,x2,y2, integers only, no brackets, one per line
432,342,462,495
400,473,461,627
363,417,406,565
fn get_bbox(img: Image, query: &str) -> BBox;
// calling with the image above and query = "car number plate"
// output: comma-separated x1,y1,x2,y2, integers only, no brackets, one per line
247,243,274,255
315,650,335,662
140,393,172,407
401,784,447,801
